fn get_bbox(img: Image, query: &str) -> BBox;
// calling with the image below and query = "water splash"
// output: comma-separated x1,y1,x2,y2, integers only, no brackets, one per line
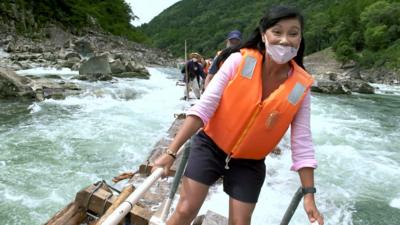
390,197,400,209
28,102,42,113
0,48,10,58
15,67,79,79
370,83,400,96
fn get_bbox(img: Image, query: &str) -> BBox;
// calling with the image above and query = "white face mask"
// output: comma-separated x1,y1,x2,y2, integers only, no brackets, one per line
265,40,298,64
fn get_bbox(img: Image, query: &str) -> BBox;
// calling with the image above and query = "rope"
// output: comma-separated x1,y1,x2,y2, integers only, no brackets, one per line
85,181,105,210
101,193,114,216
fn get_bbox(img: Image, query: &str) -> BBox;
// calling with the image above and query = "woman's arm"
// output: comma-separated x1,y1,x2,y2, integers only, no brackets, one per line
298,168,324,225
167,115,204,153
290,91,317,171
153,53,243,175
152,115,204,176
291,91,324,224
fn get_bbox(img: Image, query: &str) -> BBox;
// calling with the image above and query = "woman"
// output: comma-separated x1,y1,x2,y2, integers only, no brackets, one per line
153,5,324,225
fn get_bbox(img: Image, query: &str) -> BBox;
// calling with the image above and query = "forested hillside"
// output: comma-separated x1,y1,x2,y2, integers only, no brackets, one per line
141,0,400,69
0,0,147,42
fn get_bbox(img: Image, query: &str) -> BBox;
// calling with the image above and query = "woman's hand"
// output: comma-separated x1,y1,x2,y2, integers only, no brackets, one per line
151,153,175,177
303,194,324,225
150,115,203,177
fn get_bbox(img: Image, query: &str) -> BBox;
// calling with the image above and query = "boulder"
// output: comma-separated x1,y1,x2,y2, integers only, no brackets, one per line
0,67,35,98
79,55,111,76
44,25,71,47
343,67,362,80
319,71,339,81
5,42,15,53
44,74,62,79
311,80,351,94
63,56,81,68
64,52,81,60
112,72,150,79
43,52,57,62
114,52,128,62
110,59,126,74
342,80,375,94
31,78,82,100
125,61,150,76
74,38,94,57
30,46,43,54
0,66,83,100
61,60,75,69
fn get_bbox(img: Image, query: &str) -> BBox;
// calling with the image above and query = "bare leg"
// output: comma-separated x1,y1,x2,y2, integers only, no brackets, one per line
228,197,256,225
192,79,201,99
184,80,191,100
167,177,210,225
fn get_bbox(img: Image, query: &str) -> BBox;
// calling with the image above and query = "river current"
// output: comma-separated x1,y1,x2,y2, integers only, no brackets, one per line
0,67,399,225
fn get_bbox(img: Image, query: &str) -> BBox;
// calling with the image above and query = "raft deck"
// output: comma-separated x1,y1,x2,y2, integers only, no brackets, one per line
45,113,228,225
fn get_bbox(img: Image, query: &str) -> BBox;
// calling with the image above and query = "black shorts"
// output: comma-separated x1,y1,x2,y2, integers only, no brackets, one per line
184,131,266,203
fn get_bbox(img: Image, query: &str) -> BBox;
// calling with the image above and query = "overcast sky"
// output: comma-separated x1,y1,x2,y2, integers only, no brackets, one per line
125,0,182,26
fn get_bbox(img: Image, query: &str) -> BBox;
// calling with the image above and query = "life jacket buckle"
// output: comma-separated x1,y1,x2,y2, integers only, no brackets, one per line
225,153,232,170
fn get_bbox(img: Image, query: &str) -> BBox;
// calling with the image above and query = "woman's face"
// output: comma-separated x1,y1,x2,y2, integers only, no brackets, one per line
263,18,302,49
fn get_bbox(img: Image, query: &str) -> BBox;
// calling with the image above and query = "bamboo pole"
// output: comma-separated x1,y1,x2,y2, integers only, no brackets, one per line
99,144,187,225
99,168,164,225
159,140,191,221
184,40,189,101
94,184,134,225
280,187,303,225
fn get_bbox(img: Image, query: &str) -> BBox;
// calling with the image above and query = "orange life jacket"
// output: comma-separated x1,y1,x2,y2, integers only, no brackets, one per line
204,48,314,160
203,59,212,74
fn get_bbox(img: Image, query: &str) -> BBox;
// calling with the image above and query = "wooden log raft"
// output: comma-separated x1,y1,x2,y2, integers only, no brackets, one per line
45,112,229,225
44,202,86,225
44,115,186,225
45,181,152,225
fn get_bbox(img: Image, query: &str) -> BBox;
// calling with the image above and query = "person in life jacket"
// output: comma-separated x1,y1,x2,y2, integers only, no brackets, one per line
181,52,206,99
202,58,213,75
153,5,324,225
204,30,243,88
198,57,213,93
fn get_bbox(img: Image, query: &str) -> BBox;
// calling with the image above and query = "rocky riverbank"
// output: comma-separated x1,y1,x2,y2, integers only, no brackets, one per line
304,48,400,94
1,26,399,100
0,25,181,100
0,25,178,70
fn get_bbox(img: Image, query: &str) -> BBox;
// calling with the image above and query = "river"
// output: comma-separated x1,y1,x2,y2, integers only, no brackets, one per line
0,67,399,225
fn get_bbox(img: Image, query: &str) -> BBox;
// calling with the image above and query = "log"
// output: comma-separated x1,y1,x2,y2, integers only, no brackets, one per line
75,184,117,215
94,185,135,225
73,183,151,225
44,202,86,225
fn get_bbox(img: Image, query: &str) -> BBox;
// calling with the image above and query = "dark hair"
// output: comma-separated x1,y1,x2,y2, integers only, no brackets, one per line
213,46,239,71
215,6,305,70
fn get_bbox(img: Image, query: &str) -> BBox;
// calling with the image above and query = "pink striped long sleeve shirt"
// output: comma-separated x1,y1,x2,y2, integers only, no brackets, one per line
187,52,317,171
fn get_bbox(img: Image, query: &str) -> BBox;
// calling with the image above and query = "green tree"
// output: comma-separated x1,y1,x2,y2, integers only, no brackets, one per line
2,0,147,42
304,12,333,54
335,41,356,67
360,1,400,50
364,25,390,50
